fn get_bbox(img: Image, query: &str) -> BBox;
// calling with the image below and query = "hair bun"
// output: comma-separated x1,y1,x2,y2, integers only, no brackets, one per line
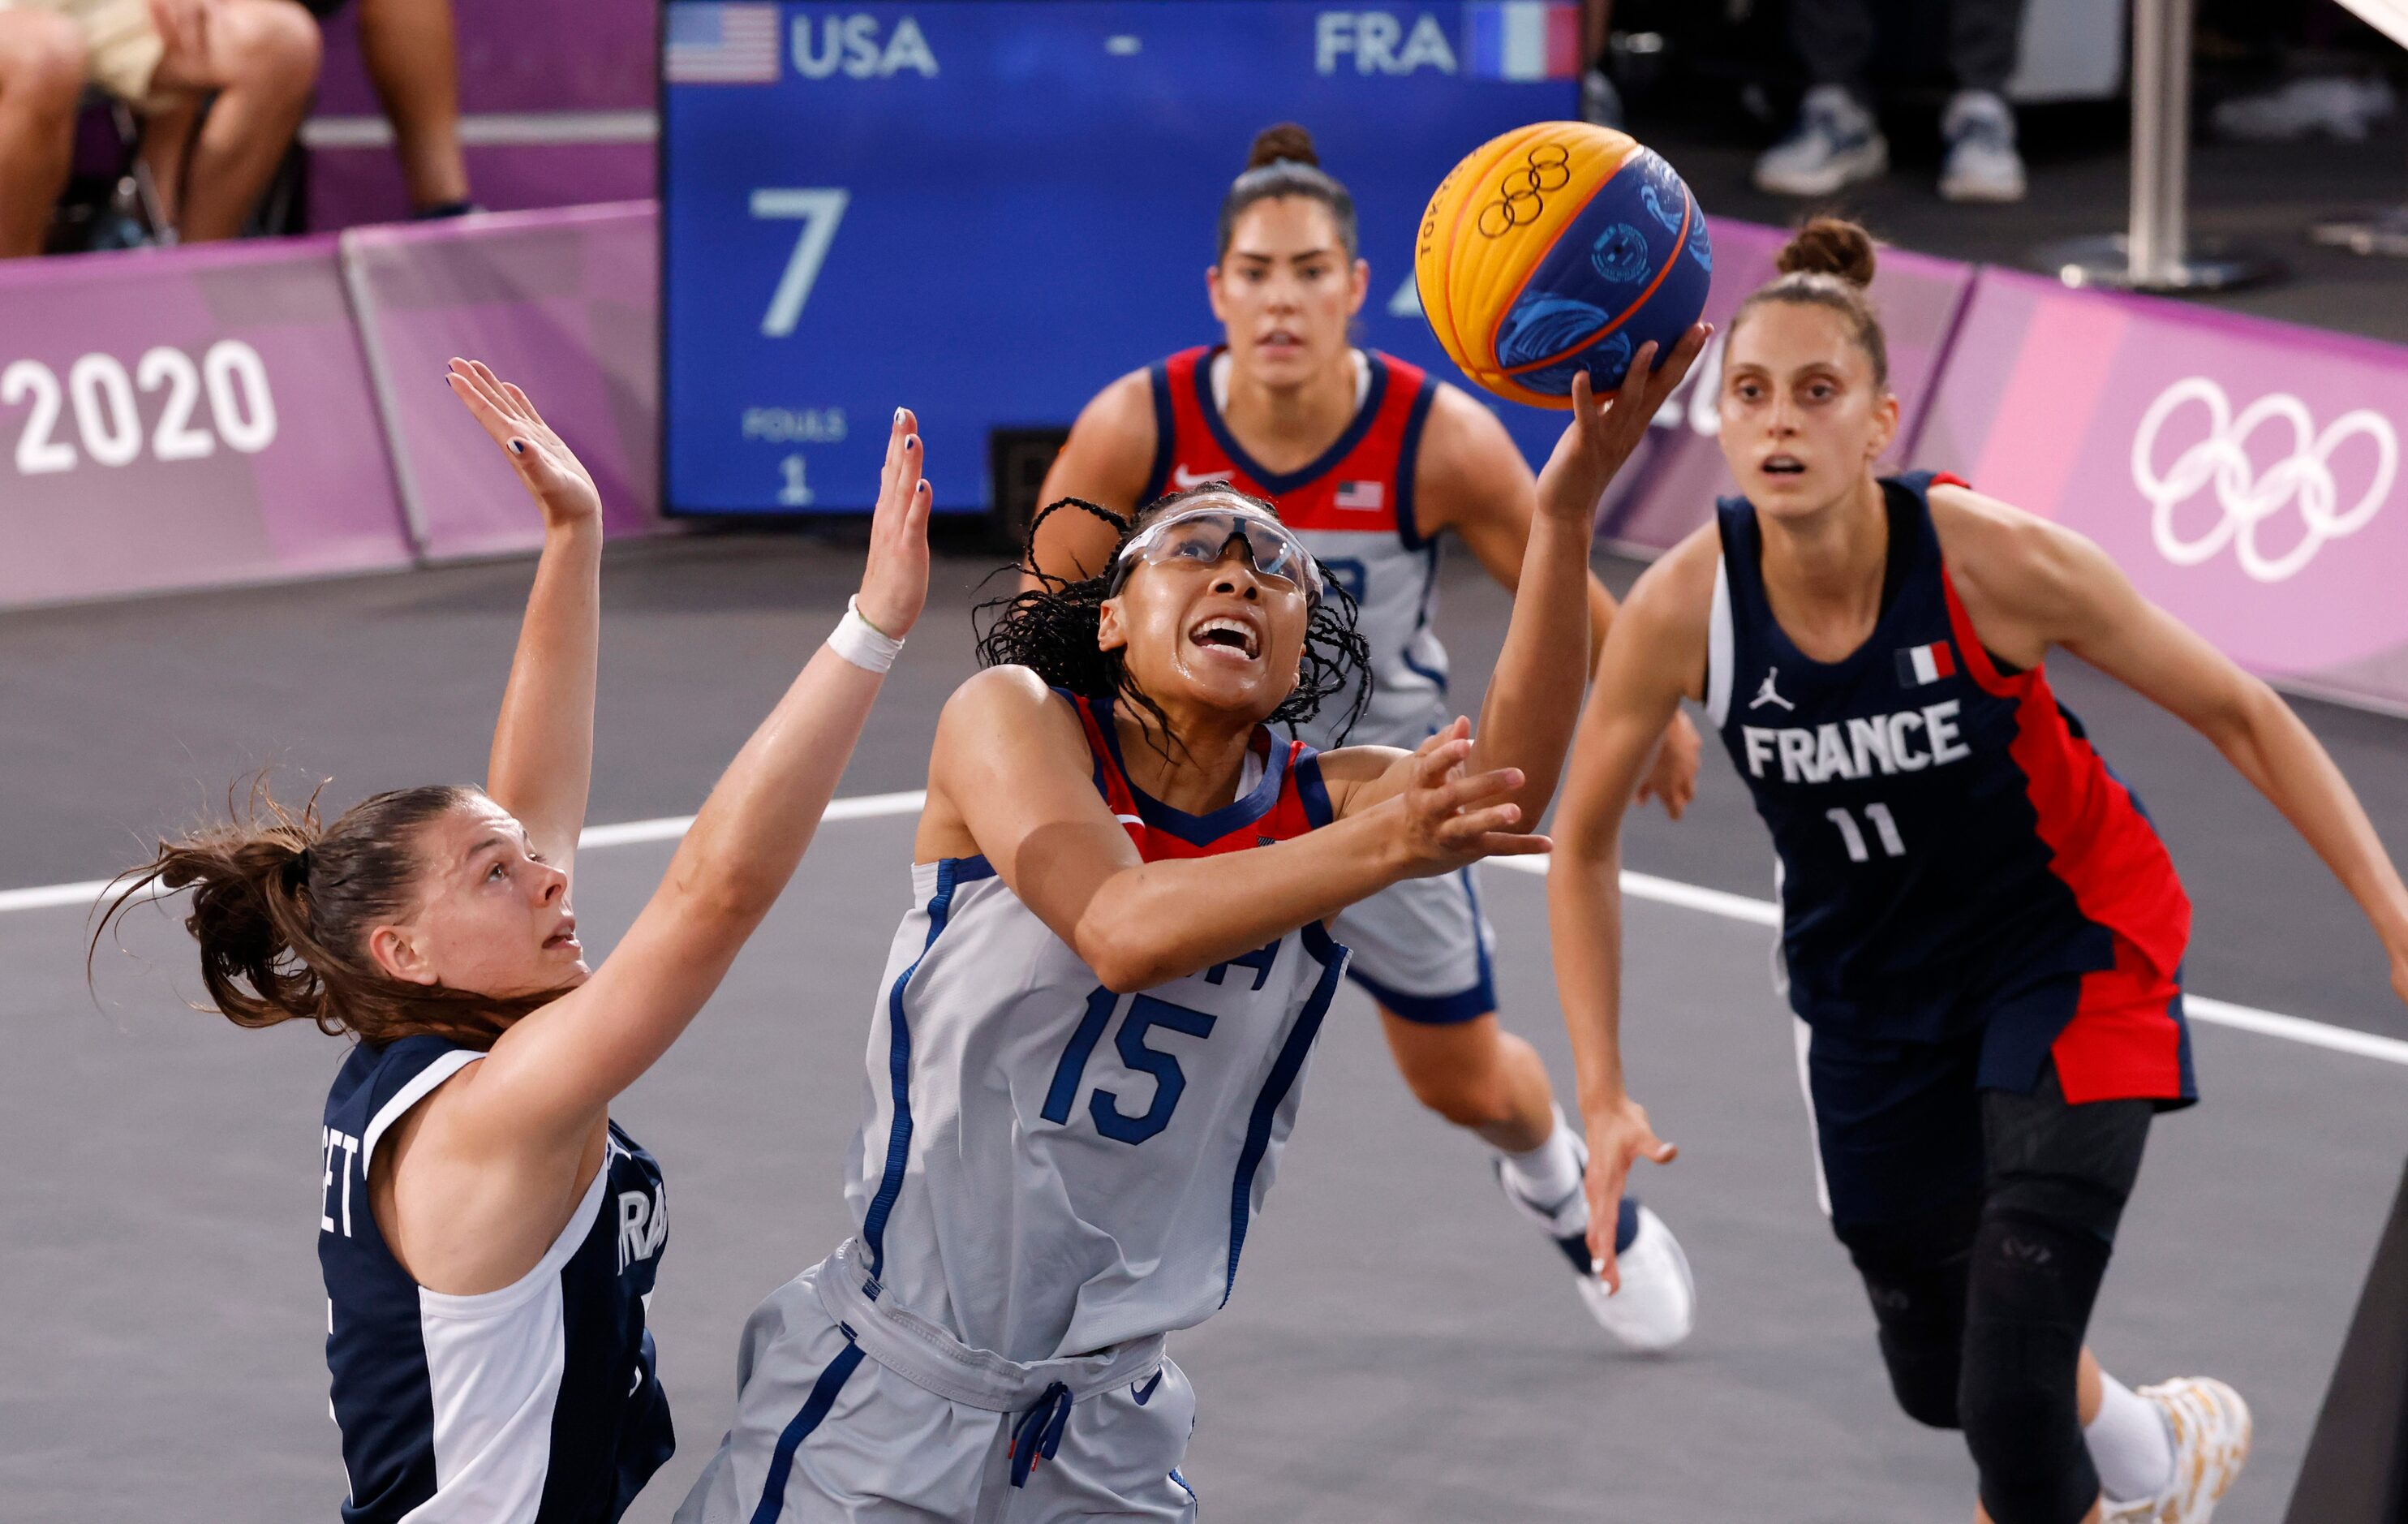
1247,123,1319,170
1776,217,1878,288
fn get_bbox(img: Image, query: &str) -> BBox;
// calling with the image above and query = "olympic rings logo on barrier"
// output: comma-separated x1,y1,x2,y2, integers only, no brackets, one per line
2131,377,2395,583
1477,144,1572,238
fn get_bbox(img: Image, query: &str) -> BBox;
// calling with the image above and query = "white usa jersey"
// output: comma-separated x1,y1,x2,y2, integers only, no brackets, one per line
1144,345,1448,749
843,689,1350,1364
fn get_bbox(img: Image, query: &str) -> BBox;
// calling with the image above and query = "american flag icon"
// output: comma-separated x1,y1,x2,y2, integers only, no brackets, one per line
666,3,782,84
1334,480,1385,511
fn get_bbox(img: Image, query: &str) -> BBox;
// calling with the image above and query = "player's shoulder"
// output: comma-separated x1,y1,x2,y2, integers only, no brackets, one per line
1411,379,1535,526
941,664,1079,730
1624,521,1722,631
1074,366,1159,434
1926,479,2101,611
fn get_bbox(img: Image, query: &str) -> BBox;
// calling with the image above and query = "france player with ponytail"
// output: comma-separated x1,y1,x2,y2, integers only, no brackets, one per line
97,362,932,1524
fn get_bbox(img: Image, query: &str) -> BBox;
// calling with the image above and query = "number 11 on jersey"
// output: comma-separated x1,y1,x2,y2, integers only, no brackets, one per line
1826,803,1906,862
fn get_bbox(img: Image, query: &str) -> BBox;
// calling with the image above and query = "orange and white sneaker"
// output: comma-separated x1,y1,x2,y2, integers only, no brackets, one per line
2102,1377,2252,1523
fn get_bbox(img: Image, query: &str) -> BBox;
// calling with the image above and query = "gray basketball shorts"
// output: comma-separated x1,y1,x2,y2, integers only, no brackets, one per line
677,1241,1200,1524
1327,867,1497,1023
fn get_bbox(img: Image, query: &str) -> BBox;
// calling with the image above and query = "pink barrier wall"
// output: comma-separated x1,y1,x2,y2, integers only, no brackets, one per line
1597,217,1974,554
342,203,663,560
0,238,414,605
1909,268,2408,712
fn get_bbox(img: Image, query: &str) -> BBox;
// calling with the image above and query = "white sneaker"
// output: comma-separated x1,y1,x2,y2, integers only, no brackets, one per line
1755,85,1889,196
1582,67,1626,130
1493,1146,1696,1353
1939,90,2027,203
2101,1377,2252,1523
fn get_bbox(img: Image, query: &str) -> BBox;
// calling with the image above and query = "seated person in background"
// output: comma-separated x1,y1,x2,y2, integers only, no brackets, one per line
1755,0,2030,204
0,0,316,256
134,0,320,242
301,0,475,219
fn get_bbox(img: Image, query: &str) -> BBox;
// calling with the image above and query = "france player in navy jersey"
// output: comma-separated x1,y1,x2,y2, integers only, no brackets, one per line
1548,219,2408,1524
1030,121,1707,1353
99,365,933,1524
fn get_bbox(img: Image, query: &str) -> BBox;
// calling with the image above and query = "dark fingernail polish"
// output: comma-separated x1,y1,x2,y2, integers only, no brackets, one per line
906,435,918,450
510,440,525,454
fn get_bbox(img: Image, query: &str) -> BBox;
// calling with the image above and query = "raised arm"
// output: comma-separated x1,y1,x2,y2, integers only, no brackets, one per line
1546,528,1718,1286
1936,487,2408,1005
1459,328,1707,829
927,674,1540,991
446,359,603,879
462,408,934,1141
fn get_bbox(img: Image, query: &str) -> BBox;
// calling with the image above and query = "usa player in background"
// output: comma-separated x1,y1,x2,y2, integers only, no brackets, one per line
1030,121,1705,1352
1550,217,2408,1524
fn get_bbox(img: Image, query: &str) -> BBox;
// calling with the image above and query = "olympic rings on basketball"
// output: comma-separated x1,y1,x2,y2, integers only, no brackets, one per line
1477,144,1574,239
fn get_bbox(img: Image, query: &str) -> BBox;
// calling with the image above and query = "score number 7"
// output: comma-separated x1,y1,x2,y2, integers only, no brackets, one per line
750,188,849,338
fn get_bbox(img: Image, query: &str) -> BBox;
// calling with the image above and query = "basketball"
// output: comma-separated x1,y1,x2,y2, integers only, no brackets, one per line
1415,122,1713,409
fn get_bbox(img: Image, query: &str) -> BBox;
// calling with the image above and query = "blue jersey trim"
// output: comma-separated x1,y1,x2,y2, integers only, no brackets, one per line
1396,544,1449,695
1392,373,1440,551
1139,361,1176,503
1222,932,1346,1306
1193,345,1391,498
862,858,971,1281
1093,692,1291,847
747,1341,867,1524
1293,751,1335,830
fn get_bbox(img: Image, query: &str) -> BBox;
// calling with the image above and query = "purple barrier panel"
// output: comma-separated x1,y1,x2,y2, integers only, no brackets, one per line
1910,266,2408,712
342,202,664,560
0,239,413,608
308,143,656,234
1597,217,1975,554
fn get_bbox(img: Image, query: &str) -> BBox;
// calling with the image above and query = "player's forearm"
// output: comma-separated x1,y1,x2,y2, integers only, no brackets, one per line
1073,811,1404,991
2218,681,2408,953
1474,513,1596,819
1547,833,1635,1117
487,520,604,846
1585,572,1620,673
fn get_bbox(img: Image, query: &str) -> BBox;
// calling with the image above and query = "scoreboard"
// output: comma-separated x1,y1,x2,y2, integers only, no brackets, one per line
661,0,1579,514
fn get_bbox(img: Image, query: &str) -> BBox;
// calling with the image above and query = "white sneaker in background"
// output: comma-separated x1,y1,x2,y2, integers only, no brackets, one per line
2213,76,2397,143
1754,84,1890,196
2101,1377,2252,1522
1492,1144,1696,1353
1939,89,2027,203
1582,68,1626,130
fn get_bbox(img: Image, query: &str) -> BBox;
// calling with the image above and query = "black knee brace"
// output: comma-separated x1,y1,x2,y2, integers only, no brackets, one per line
1959,1205,2111,1524
1834,1194,1981,1431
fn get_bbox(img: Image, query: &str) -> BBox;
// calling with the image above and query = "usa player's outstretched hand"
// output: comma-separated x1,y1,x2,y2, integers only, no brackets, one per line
1378,717,1550,878
1533,322,1713,532
1584,1093,1678,1295
445,358,600,534
858,407,934,639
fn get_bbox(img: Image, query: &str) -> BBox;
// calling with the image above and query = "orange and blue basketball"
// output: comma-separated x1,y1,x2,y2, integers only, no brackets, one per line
1415,122,1712,409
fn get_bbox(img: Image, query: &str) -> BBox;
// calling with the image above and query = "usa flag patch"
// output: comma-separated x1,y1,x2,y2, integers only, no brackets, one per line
1334,480,1385,511
1895,640,1955,687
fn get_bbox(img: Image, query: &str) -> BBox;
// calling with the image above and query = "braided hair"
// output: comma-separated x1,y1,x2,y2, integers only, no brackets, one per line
976,485,1374,757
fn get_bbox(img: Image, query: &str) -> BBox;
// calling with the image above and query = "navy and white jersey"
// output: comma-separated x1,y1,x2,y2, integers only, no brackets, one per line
1143,346,1446,750
320,1035,673,1523
1705,473,2192,1074
842,691,1350,1365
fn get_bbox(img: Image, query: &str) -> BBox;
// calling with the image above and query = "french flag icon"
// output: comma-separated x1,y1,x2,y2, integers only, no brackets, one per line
1896,640,1956,687
1464,2,1584,80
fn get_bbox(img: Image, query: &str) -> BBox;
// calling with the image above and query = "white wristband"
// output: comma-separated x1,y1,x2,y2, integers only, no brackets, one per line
827,596,905,674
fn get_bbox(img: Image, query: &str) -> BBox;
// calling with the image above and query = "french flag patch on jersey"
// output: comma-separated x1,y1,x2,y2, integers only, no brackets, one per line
1895,640,1956,687
1334,480,1385,511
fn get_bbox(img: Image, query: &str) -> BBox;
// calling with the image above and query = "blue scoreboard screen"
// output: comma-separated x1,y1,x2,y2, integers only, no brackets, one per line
661,1,1580,514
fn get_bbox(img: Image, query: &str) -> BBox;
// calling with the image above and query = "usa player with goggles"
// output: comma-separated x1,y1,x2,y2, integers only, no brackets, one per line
1549,217,2408,1524
1030,119,1708,1354
99,365,932,1524
677,350,1696,1522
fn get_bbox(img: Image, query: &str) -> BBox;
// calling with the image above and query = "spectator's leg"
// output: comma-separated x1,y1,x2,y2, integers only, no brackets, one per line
355,0,467,212
1789,0,1877,97
0,8,88,257
164,0,317,241
1951,0,2029,95
134,93,198,225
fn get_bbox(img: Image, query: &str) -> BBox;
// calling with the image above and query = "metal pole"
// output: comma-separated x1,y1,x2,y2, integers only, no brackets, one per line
2034,0,2278,291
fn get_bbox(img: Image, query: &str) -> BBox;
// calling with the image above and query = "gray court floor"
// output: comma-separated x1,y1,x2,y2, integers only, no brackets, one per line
8,535,2407,1520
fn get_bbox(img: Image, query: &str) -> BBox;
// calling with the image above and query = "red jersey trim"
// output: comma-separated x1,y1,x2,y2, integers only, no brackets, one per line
1067,693,1320,862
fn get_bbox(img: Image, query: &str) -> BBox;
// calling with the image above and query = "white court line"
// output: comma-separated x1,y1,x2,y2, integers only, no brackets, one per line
12,789,2406,1069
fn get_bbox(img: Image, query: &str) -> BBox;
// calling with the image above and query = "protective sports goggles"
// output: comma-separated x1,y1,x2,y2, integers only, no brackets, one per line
1111,506,1324,601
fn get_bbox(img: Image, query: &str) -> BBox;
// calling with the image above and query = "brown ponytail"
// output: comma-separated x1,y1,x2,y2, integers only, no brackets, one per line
1218,123,1359,259
1731,216,1890,388
92,779,550,1048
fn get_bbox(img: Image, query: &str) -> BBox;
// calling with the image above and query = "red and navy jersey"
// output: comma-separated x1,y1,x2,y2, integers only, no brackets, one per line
1142,347,1447,751
1065,688,1335,858
1707,473,2192,1083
